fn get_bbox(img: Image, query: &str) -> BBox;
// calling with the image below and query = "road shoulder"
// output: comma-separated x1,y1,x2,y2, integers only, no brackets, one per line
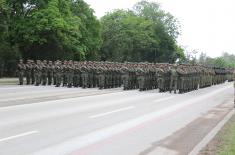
199,110,235,155
139,97,234,155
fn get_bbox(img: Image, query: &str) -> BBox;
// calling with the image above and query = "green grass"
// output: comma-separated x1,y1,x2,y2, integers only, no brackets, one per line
217,116,235,155
0,78,18,84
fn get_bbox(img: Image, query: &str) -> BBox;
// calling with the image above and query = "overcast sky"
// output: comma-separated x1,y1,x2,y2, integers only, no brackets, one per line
85,0,235,58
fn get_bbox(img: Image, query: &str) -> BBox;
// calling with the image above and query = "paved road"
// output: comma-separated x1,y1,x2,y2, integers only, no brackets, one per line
0,83,233,155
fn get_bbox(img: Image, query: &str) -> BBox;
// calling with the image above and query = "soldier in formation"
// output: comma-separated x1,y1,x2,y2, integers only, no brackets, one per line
17,60,235,93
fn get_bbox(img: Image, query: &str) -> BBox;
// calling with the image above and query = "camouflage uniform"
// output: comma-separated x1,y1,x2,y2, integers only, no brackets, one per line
35,60,42,86
97,67,105,89
31,60,36,84
41,60,48,85
55,61,62,87
47,61,54,85
67,61,74,88
121,67,129,90
17,59,25,85
81,66,88,88
25,60,32,85
136,68,145,91
169,65,178,94
62,61,68,86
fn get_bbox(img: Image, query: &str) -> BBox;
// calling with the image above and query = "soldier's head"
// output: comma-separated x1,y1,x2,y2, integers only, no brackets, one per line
19,59,23,64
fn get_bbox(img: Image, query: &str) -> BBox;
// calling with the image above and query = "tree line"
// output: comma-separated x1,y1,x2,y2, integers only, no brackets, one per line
0,0,231,77
198,52,235,68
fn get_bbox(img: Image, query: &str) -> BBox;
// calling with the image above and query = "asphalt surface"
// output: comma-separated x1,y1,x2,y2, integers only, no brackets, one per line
0,82,233,155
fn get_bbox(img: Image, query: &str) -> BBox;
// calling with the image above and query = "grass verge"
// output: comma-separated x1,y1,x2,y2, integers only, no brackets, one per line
199,112,235,155
217,113,235,155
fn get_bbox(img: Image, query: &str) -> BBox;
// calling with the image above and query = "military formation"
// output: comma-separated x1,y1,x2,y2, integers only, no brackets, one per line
17,59,234,94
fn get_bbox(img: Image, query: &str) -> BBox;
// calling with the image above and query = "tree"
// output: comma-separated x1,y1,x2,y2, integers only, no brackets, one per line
0,0,20,77
214,57,226,68
100,10,159,62
0,0,102,76
133,0,182,63
100,0,184,63
7,0,81,60
175,46,186,63
221,52,235,67
4,0,101,61
71,0,102,60
198,52,207,65
133,0,180,40
196,52,235,68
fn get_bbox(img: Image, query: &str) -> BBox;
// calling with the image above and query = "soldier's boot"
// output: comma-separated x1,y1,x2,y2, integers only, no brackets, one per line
42,80,46,86
48,77,52,85
31,76,35,84
19,78,23,85
35,82,39,86
82,84,86,89
53,79,56,85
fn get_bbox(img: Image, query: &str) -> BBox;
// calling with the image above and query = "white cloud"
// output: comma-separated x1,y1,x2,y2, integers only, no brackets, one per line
85,0,235,58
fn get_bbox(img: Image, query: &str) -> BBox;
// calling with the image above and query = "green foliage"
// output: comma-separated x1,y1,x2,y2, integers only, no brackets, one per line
133,0,180,40
100,0,183,63
101,10,159,62
0,0,102,76
3,0,101,61
175,46,186,63
214,57,226,68
0,42,20,77
0,0,20,77
220,52,235,68
198,52,235,68
217,117,235,155
71,0,102,60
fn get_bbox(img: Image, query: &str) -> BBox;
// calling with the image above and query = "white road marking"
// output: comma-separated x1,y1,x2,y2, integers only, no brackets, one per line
33,84,232,155
0,131,39,142
154,96,175,103
90,106,135,118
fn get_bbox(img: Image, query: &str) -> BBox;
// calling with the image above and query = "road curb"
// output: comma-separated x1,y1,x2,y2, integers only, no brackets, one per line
189,108,235,155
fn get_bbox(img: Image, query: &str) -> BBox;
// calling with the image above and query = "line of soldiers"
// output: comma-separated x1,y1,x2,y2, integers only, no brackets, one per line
17,59,235,94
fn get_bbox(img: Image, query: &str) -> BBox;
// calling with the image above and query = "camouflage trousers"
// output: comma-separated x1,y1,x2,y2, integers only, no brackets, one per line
18,71,24,85
25,71,31,85
157,78,165,92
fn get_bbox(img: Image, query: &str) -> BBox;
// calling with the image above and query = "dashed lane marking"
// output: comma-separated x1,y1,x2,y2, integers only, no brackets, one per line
90,106,135,118
0,131,39,142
